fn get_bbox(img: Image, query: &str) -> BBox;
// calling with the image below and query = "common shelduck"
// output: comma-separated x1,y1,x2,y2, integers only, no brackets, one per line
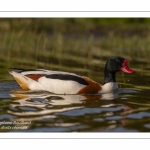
8,56,134,94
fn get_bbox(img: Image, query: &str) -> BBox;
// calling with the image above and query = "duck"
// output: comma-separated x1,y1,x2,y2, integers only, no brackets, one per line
8,56,134,94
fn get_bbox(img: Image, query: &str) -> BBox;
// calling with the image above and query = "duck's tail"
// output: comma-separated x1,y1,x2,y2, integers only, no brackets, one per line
8,69,30,90
8,69,44,91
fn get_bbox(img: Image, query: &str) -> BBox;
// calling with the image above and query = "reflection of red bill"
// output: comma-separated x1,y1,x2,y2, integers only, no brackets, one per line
121,60,135,74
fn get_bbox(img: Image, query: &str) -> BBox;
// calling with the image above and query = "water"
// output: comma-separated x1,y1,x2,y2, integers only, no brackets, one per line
0,60,150,132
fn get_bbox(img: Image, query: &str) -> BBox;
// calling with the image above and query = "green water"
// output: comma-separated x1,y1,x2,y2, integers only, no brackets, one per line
0,54,150,132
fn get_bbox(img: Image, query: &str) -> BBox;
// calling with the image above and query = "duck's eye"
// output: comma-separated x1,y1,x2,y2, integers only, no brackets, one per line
116,59,120,62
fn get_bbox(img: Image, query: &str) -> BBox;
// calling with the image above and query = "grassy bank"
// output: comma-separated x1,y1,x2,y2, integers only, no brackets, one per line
0,18,150,73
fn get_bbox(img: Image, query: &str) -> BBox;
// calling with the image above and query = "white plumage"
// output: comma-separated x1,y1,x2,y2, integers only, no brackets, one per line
9,69,86,94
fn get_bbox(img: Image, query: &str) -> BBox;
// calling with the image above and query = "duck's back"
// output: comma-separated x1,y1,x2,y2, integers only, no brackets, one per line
8,69,101,94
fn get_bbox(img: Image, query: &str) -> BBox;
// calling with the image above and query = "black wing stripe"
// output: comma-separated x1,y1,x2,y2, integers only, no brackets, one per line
46,74,89,85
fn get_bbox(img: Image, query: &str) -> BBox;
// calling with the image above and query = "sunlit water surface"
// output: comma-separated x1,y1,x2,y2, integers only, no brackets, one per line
0,60,150,132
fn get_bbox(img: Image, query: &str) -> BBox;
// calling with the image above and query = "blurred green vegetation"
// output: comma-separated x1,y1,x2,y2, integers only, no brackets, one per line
0,18,150,75
1,18,150,35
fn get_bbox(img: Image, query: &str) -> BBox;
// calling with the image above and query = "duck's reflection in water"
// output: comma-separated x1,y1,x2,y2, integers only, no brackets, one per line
7,90,135,131
10,90,120,106
8,90,120,116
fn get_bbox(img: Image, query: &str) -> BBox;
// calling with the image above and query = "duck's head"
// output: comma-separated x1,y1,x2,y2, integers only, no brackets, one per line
104,56,134,84
105,56,134,74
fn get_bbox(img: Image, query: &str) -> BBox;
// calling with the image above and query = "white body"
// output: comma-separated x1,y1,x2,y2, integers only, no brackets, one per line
38,77,85,94
9,69,119,94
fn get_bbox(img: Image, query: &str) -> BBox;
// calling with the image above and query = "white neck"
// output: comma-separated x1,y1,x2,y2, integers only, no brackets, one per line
99,82,118,94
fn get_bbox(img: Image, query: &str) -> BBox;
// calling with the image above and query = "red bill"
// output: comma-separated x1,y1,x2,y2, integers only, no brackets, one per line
121,60,135,74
